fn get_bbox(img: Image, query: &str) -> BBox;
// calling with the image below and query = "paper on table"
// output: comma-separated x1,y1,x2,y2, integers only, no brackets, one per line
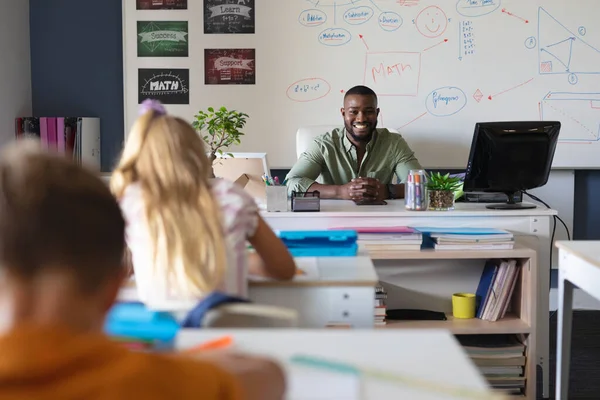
287,364,361,400
248,257,320,282
292,257,320,281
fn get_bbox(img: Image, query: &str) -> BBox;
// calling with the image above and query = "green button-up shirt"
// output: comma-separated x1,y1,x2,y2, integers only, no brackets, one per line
285,127,422,194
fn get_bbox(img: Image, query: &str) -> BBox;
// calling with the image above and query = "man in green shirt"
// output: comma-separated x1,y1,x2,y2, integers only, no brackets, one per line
285,85,422,201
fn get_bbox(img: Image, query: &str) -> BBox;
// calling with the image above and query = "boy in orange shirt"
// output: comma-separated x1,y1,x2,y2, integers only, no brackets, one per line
0,141,285,400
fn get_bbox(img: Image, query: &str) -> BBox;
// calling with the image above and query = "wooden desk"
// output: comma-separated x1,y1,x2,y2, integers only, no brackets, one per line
119,255,379,328
249,255,378,328
176,329,499,400
555,241,600,400
263,199,556,398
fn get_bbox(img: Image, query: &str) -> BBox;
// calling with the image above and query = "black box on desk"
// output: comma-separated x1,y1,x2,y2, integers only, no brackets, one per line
291,190,320,212
459,191,522,204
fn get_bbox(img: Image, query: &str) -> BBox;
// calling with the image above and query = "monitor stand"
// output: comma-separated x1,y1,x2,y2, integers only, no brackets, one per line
485,192,536,210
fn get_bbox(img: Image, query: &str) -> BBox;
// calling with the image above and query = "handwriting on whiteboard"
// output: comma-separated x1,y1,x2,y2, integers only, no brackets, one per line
425,87,467,116
456,0,501,18
364,52,421,96
286,78,332,102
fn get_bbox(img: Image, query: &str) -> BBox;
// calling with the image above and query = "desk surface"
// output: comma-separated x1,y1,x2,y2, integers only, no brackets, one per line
249,255,378,287
264,199,557,218
556,240,600,269
176,329,496,400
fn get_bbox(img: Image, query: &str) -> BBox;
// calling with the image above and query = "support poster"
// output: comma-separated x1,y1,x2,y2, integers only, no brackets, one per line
204,0,255,34
205,49,256,85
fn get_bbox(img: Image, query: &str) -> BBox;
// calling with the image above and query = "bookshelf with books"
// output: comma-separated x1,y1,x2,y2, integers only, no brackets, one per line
375,244,537,399
14,116,101,171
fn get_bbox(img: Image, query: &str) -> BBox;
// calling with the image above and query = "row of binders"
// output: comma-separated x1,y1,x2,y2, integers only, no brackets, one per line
14,116,101,170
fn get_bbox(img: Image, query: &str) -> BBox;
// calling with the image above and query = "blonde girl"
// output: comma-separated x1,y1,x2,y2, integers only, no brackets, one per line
111,100,295,311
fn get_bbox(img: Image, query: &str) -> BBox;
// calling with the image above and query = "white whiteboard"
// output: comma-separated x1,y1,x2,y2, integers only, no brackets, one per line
123,0,600,169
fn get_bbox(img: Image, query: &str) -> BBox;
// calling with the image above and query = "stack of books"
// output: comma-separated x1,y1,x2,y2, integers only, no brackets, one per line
332,226,422,251
456,334,526,396
475,259,521,322
374,285,387,326
414,227,514,250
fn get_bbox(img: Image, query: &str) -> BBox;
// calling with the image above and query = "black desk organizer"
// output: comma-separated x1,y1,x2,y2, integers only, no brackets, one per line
291,190,320,212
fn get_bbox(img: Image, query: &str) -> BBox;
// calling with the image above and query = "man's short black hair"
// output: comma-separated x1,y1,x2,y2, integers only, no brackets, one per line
344,85,377,100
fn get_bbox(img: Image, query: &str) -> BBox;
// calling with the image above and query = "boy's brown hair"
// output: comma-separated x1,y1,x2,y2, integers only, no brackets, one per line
0,140,125,291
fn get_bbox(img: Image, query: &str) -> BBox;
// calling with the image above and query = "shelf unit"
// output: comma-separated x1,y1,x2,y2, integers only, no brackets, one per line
371,243,537,399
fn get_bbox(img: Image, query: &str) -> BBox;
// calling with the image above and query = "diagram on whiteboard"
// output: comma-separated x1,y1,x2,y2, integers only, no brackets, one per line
537,7,600,79
299,0,403,41
541,92,600,142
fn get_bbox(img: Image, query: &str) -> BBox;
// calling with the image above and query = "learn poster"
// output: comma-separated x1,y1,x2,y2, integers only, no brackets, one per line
136,0,187,10
205,49,256,85
204,0,255,34
137,21,188,57
138,69,190,104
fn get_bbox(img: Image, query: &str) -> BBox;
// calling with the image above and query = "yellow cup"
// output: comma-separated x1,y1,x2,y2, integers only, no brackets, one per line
452,293,476,319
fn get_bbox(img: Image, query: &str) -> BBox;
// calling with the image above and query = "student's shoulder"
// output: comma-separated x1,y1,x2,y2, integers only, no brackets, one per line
130,352,242,398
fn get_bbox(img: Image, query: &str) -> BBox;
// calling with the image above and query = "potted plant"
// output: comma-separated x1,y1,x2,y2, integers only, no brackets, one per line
192,106,249,178
426,172,463,211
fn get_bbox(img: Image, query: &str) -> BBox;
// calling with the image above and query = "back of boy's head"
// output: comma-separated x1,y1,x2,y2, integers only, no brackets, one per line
0,140,125,291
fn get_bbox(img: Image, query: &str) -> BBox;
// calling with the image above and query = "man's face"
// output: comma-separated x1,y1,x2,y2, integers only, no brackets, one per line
341,94,379,143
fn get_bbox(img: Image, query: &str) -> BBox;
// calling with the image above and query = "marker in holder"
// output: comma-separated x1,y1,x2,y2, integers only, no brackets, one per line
405,169,428,211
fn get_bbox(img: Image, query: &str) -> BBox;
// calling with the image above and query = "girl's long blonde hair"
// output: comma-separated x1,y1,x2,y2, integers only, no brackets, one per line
111,110,226,296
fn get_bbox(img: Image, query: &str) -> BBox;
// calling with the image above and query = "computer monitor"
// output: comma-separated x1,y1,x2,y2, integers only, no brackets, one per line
463,121,561,210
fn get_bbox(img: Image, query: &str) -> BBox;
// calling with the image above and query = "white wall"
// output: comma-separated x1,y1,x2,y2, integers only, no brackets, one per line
0,0,32,146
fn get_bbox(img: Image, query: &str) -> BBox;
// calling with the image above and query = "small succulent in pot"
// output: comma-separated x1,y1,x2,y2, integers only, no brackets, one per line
426,172,463,211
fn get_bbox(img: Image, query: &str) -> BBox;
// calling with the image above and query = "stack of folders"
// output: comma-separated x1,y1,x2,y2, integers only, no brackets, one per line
456,334,526,396
415,227,514,250
332,226,422,251
374,285,387,326
475,259,520,322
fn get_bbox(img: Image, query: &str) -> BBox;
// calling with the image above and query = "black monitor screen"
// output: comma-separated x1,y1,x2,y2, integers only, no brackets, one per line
463,121,560,209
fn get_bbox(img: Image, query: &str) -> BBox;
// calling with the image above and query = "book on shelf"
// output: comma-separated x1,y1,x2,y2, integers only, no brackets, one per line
456,334,526,393
374,284,387,326
14,116,100,171
474,259,520,321
330,226,423,251
414,227,515,251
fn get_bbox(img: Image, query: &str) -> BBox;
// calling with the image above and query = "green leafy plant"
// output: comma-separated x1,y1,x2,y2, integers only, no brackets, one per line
426,172,463,192
192,106,249,175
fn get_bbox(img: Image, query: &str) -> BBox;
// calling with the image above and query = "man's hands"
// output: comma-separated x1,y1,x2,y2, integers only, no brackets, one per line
339,177,388,202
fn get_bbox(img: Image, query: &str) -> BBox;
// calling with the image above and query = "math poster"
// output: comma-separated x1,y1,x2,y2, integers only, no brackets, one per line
205,49,256,85
136,0,187,10
137,21,188,57
204,0,255,34
138,69,190,104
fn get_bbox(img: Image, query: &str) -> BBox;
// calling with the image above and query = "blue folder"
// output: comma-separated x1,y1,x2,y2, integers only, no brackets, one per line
104,302,180,342
278,230,358,257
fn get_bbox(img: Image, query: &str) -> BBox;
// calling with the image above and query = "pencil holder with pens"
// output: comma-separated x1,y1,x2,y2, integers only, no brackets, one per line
266,186,288,212
405,169,428,211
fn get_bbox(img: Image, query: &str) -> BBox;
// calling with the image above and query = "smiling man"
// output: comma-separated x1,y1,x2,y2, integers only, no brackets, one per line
285,85,422,201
